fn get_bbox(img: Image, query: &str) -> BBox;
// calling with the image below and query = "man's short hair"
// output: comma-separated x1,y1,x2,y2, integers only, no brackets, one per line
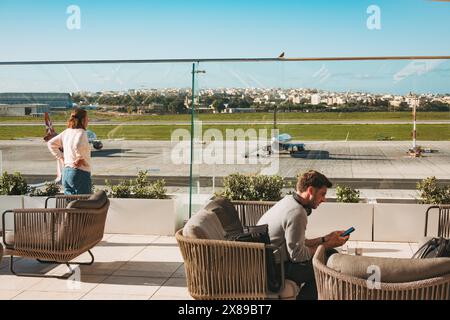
297,170,332,192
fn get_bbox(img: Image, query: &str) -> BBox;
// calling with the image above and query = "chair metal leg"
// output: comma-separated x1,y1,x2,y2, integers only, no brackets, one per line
10,255,76,279
37,250,95,266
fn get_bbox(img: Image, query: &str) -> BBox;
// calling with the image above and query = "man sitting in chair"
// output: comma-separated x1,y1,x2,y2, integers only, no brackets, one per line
257,170,349,300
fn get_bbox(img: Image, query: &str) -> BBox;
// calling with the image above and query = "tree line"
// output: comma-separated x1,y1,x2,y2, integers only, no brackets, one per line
72,92,450,114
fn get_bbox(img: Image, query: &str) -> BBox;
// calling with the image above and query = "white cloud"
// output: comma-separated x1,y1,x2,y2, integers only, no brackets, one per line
393,60,445,83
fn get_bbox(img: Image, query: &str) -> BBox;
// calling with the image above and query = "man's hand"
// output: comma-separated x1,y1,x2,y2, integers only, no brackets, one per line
73,158,87,168
324,230,349,248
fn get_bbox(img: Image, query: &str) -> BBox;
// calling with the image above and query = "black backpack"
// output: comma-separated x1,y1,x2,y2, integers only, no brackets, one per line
412,237,450,259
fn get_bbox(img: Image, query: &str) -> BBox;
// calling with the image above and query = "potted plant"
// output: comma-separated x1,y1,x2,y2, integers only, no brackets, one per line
416,176,450,205
0,171,29,231
24,181,61,208
103,170,177,235
335,184,361,203
220,173,285,201
29,181,61,197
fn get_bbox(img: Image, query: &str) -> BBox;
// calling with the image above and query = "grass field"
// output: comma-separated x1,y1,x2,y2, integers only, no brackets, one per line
1,124,448,141
0,111,449,123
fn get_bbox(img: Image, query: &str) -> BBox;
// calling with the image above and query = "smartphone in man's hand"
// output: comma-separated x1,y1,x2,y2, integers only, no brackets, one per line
340,227,355,237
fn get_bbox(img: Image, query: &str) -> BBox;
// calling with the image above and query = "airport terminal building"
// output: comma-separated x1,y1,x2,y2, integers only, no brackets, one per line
0,92,73,116
0,103,50,116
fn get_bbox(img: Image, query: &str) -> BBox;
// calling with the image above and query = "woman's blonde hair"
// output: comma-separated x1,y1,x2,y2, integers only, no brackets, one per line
67,107,87,129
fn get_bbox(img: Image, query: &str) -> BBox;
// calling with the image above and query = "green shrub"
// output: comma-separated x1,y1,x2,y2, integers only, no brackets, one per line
135,170,149,188
251,175,285,201
30,181,61,196
107,181,132,198
220,173,285,201
335,184,360,203
417,176,450,204
220,173,252,200
0,171,29,195
106,170,168,199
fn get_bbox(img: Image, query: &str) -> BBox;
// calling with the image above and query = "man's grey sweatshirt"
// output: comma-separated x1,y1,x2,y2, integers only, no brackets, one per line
257,195,311,262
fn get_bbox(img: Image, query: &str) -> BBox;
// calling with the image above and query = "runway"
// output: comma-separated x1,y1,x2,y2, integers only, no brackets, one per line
1,139,450,189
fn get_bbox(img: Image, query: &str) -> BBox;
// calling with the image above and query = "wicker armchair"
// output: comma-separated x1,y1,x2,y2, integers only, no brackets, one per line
231,200,276,226
176,229,271,299
46,194,92,209
2,192,109,278
313,245,450,300
177,198,300,300
425,205,450,238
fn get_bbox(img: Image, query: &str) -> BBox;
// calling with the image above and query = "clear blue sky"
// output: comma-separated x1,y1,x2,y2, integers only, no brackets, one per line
0,0,449,93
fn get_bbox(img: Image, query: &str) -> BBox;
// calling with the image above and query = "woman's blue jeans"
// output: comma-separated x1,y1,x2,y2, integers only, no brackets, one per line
62,167,92,195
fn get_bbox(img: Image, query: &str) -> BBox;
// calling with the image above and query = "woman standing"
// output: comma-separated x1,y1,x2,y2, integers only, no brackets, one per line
48,107,92,194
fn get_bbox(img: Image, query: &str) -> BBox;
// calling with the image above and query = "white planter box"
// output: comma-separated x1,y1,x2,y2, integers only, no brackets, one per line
306,202,374,241
23,196,53,209
373,204,434,242
105,198,177,236
2,195,437,243
0,195,23,231
174,193,214,231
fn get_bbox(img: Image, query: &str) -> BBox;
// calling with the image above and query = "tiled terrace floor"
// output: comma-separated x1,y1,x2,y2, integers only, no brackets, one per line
0,234,418,300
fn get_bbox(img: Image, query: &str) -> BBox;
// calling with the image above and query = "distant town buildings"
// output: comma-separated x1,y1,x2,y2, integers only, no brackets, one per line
405,93,421,109
310,94,321,105
78,87,449,114
326,96,346,106
1,88,448,116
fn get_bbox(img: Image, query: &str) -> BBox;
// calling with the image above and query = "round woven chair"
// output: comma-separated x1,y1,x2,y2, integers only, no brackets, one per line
312,245,450,300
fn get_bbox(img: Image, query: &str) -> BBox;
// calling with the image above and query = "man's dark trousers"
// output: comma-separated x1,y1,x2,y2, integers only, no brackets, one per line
284,249,338,300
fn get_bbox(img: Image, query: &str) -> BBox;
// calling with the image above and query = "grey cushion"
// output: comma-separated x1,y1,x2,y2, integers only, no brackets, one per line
67,190,107,209
327,253,450,283
183,208,226,240
3,231,14,248
3,230,58,248
205,197,243,235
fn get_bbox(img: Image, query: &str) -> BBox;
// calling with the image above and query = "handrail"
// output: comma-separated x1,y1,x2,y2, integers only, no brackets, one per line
44,196,56,209
1,210,14,247
424,205,440,237
1,55,450,66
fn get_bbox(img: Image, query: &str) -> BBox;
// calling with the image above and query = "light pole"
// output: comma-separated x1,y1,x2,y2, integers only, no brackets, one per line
188,64,206,219
412,102,417,150
188,63,196,220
